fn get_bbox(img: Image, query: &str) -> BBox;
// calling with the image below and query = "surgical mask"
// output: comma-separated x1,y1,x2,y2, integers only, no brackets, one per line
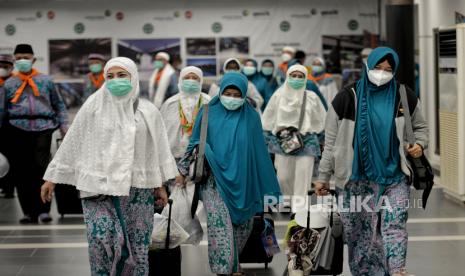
181,79,200,94
367,68,394,87
243,66,256,76
106,78,133,97
153,60,165,70
282,53,292,62
312,65,324,75
89,63,102,73
220,95,245,110
15,59,33,73
0,68,10,78
224,69,239,74
287,78,306,90
261,67,274,76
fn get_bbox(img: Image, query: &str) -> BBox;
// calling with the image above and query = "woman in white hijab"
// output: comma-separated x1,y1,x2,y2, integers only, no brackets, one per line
262,64,326,212
160,66,211,160
41,57,178,276
208,58,264,111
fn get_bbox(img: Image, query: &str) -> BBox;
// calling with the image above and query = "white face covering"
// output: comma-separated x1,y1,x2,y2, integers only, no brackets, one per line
367,68,394,86
0,68,10,78
282,53,292,62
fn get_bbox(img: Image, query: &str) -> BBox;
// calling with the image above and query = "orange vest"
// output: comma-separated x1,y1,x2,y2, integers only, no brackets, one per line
308,73,333,83
88,72,105,89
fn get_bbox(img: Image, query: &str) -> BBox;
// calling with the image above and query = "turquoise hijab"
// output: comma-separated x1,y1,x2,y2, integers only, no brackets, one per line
351,47,405,186
187,72,281,225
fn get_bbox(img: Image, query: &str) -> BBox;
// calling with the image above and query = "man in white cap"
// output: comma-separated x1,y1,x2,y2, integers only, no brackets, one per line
277,46,296,85
148,52,179,109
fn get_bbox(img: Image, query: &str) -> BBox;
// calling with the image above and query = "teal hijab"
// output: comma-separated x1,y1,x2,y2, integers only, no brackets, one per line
187,72,281,225
351,47,405,185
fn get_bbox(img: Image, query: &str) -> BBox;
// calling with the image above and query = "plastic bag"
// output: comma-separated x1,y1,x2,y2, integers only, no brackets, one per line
162,184,203,245
151,213,189,250
261,219,280,257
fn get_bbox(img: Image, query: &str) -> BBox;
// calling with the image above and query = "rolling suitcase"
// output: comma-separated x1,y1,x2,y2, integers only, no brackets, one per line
54,184,83,217
149,199,182,276
239,213,276,269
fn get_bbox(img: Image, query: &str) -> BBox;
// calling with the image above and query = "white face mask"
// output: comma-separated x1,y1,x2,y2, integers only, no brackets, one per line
367,68,394,87
282,53,292,62
0,68,10,78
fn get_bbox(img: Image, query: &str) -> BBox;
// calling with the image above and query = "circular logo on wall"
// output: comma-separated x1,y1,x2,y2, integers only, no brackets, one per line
5,24,16,36
242,10,249,16
116,11,124,21
143,23,154,34
311,8,318,15
74,22,85,34
105,10,112,17
212,22,222,33
185,10,193,19
174,11,180,18
36,11,42,18
280,21,291,32
348,19,359,31
47,10,55,20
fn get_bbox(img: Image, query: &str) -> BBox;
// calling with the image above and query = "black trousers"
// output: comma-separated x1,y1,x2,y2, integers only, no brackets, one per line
2,124,52,217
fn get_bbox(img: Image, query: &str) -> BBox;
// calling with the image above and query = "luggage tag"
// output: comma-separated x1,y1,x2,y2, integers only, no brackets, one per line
261,219,281,257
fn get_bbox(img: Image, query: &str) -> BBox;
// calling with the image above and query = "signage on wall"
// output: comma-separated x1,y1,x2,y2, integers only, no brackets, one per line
185,10,193,19
143,23,154,34
348,19,359,31
36,11,42,18
5,24,16,36
105,10,111,17
47,11,55,20
212,22,222,33
116,11,124,21
280,21,291,32
74,22,85,34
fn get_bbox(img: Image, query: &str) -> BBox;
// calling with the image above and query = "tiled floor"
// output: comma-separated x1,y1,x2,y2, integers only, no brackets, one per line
0,186,464,276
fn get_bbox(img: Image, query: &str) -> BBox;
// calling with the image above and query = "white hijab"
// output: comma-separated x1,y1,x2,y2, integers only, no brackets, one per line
44,57,177,196
178,66,204,121
262,64,326,135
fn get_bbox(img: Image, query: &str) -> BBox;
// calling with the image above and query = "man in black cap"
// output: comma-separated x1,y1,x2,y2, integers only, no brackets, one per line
83,53,106,101
1,44,69,224
0,54,15,198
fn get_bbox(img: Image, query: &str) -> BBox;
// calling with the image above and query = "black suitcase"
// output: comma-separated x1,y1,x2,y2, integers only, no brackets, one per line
54,184,83,217
149,199,182,276
239,213,275,269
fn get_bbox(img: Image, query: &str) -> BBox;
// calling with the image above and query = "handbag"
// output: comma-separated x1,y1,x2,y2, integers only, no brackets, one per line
399,85,434,209
276,91,307,155
188,104,209,218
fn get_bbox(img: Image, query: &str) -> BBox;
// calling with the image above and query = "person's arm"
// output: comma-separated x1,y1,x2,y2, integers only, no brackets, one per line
49,80,69,135
411,100,429,150
317,104,339,184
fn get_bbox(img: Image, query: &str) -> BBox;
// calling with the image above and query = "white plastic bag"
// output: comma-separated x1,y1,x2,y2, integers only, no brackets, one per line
162,184,203,245
151,213,189,249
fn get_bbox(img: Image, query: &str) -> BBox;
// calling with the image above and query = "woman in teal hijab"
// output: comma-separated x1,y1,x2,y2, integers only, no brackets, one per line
177,72,281,275
315,47,428,276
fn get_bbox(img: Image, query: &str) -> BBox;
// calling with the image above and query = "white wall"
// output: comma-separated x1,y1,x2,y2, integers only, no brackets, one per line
417,0,465,167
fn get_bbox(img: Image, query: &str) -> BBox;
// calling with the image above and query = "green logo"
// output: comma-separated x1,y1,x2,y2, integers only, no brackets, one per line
36,11,42,18
5,24,16,36
143,23,154,34
242,10,249,17
174,11,180,18
280,21,291,32
348,19,359,31
212,22,222,33
105,10,111,17
74,22,85,34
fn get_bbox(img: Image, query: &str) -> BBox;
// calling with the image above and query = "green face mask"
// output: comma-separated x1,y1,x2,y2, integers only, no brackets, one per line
181,79,201,94
243,66,256,76
261,67,274,76
287,78,306,90
89,63,102,73
153,60,165,70
15,59,33,73
106,78,133,97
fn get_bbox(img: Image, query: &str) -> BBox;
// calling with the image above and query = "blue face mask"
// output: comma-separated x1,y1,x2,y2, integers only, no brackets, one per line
312,65,324,75
106,78,133,97
89,63,102,73
220,95,245,110
153,60,165,70
181,79,200,94
15,59,33,73
261,67,274,76
287,78,306,90
243,66,256,76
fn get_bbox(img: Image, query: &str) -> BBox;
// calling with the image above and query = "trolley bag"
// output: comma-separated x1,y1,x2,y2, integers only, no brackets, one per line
239,213,278,269
149,199,182,276
54,184,83,217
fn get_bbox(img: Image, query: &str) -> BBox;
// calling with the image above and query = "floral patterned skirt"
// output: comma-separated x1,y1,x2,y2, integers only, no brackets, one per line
200,176,253,274
339,180,410,276
82,187,154,276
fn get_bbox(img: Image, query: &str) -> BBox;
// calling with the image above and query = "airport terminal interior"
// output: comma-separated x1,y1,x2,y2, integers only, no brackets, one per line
1,0,465,275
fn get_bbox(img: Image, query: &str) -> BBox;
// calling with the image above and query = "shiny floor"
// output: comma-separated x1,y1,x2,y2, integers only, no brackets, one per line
0,185,464,276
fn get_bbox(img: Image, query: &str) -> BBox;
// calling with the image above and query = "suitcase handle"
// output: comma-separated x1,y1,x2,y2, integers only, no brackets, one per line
165,199,173,249
307,189,338,228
